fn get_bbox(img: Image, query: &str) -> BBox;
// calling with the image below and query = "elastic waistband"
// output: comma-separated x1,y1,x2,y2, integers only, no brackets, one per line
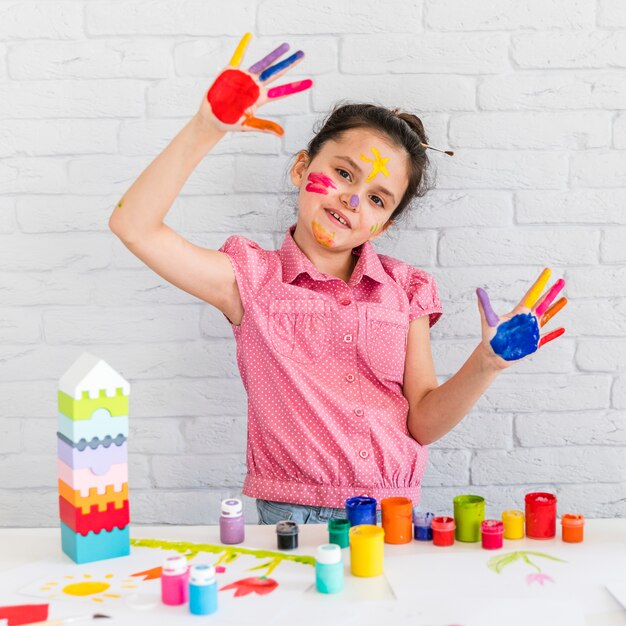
243,475,421,509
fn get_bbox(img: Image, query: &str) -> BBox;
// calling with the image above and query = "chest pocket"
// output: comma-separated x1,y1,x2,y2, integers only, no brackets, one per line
268,299,331,364
365,306,409,381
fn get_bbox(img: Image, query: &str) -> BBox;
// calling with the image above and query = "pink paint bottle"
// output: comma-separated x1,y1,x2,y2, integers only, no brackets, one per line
481,519,504,549
161,555,189,605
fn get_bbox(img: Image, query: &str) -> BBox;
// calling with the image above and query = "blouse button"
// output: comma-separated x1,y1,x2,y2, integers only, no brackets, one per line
346,374,355,382
343,334,353,343
340,298,352,306
354,408,364,416
359,450,369,459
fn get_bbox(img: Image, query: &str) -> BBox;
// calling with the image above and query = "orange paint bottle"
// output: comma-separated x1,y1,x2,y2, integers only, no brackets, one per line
381,497,413,544
561,514,584,543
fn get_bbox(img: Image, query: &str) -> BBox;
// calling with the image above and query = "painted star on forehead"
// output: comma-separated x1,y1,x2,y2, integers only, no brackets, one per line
360,147,390,182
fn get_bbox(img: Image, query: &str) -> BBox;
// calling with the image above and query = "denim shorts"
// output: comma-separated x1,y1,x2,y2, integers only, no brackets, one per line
256,498,382,525
256,498,348,525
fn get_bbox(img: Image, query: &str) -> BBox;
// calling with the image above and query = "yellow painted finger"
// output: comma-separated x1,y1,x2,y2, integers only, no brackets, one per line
522,267,551,309
229,33,252,68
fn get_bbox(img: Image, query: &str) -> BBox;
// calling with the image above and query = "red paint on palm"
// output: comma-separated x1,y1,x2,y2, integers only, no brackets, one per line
0,604,49,625
207,69,260,124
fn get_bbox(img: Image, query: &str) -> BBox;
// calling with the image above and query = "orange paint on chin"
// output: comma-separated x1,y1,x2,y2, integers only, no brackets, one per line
312,220,335,247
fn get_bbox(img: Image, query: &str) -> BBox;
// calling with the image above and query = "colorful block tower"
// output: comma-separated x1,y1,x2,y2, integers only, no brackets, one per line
57,353,130,564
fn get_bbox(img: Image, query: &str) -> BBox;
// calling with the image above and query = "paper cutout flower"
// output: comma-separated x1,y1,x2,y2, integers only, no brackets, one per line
220,576,278,597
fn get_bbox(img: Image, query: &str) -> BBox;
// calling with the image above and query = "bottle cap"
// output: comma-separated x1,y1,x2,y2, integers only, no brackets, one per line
481,519,504,535
162,555,188,576
276,520,299,535
221,498,243,517
431,516,456,532
189,564,216,585
316,543,342,565
561,513,584,527
413,510,434,526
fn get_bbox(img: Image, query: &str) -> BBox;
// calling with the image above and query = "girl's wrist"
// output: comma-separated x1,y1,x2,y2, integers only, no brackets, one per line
476,341,508,374
191,112,227,142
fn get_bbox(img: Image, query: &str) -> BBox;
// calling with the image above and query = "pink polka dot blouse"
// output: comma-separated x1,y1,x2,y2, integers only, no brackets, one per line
218,225,442,509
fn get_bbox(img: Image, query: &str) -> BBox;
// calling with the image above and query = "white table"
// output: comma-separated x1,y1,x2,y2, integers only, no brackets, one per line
0,521,625,626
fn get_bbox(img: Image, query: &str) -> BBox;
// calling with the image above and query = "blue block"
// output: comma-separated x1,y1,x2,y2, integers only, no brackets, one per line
61,521,130,564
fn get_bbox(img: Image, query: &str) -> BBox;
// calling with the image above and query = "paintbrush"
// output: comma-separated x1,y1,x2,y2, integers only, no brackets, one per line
26,614,110,626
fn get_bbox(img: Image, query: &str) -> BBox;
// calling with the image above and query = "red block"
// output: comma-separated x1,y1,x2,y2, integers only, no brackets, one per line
59,495,129,535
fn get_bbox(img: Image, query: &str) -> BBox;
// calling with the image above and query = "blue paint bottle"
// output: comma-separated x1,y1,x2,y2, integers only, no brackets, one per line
413,510,434,541
315,544,344,594
345,496,377,526
189,564,217,616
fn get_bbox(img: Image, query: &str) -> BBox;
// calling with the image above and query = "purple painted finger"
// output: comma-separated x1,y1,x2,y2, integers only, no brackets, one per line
535,278,565,317
477,287,499,327
248,42,290,74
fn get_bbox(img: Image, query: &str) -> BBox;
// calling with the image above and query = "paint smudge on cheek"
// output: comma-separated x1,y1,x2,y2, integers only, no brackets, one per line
369,222,382,235
305,171,337,195
490,313,540,361
312,220,335,248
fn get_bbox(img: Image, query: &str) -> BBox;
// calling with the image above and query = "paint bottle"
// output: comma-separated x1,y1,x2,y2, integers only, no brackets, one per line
561,514,584,543
453,494,485,543
189,564,217,615
431,516,455,547
349,524,384,577
525,492,557,539
161,555,189,606
481,519,504,550
502,509,525,539
219,498,245,545
276,520,299,550
345,496,377,526
328,518,351,548
413,510,434,541
381,497,413,544
315,544,344,594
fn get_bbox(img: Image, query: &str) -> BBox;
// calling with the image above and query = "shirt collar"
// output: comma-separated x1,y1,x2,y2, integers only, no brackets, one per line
279,224,387,286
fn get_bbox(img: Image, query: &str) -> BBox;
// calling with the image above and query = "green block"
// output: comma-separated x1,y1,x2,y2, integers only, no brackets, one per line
58,388,129,421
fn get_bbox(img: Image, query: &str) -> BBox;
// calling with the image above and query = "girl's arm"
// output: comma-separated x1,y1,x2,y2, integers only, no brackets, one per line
404,269,567,445
403,317,501,446
109,34,312,322
108,116,243,320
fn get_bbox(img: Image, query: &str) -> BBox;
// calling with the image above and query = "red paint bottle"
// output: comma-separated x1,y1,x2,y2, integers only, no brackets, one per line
525,492,557,539
481,519,504,549
431,516,455,547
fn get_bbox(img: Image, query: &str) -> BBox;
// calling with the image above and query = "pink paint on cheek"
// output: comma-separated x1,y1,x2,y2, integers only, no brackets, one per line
305,183,327,195
307,172,336,189
349,194,359,208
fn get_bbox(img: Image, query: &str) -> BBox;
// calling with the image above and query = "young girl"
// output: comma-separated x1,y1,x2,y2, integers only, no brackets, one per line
109,35,566,526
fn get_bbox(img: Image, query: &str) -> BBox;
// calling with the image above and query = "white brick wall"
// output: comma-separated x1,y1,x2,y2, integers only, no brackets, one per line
1,0,624,526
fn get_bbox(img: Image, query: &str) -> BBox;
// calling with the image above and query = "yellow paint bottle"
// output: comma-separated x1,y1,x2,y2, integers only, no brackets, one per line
502,509,525,539
349,525,384,577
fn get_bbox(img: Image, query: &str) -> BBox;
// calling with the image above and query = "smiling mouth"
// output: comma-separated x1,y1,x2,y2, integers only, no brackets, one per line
324,209,350,229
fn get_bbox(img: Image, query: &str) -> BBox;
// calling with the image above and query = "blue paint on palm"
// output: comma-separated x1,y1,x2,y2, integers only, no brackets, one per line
490,313,540,361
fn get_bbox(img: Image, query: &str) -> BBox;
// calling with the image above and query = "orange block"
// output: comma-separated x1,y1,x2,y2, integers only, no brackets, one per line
58,479,128,515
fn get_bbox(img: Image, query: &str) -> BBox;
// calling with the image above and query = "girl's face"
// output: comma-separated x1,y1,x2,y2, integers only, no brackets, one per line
290,128,410,250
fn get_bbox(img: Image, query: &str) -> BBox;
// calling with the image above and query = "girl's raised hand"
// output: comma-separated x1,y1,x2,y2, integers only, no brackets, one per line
197,33,312,137
476,268,567,368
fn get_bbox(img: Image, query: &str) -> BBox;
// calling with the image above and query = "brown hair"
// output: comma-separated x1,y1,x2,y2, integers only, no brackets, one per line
305,102,433,222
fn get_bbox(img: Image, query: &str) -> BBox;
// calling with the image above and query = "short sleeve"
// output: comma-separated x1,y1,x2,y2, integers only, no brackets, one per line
218,235,268,311
406,268,442,327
